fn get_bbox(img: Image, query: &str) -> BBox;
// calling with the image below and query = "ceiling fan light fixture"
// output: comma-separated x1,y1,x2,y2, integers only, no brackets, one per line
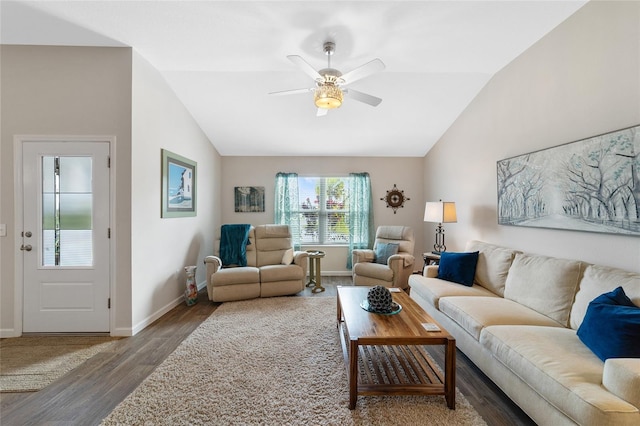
274,40,384,113
314,83,343,109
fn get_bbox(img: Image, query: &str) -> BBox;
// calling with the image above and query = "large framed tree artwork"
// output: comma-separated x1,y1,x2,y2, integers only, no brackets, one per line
497,125,640,236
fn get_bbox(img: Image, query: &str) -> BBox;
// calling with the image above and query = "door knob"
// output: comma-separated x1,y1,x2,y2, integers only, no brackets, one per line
20,244,32,251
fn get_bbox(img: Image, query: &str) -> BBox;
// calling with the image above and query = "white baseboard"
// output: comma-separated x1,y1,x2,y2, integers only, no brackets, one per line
0,328,20,338
129,280,207,336
2,281,210,338
316,271,352,277
130,295,182,336
111,327,133,337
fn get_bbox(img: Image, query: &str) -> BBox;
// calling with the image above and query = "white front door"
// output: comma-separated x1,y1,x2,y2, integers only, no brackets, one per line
21,141,111,332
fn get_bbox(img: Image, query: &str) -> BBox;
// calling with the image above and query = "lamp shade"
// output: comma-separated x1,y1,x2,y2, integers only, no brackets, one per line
314,84,343,109
424,201,457,223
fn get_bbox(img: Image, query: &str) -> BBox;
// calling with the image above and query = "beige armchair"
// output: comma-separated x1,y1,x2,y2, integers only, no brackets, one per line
352,226,415,290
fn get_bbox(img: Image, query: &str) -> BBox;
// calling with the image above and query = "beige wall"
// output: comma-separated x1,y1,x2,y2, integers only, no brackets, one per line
130,52,221,333
221,156,426,274
0,46,133,337
0,46,221,337
423,1,640,272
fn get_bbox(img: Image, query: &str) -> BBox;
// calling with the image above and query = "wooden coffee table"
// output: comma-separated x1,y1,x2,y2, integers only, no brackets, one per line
336,286,456,410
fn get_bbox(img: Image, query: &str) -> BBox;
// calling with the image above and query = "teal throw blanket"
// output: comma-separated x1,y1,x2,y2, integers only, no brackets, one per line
220,224,251,267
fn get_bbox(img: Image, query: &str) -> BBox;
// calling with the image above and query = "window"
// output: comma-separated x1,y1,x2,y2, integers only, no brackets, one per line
275,172,373,262
299,177,349,244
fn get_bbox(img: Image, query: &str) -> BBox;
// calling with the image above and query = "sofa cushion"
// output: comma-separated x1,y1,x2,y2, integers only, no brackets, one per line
375,242,399,264
259,264,304,283
281,248,294,265
577,286,640,361
211,267,260,287
439,296,562,341
481,325,640,425
437,251,479,286
570,264,640,329
254,225,294,267
465,240,518,296
603,358,640,408
408,275,498,309
504,253,582,326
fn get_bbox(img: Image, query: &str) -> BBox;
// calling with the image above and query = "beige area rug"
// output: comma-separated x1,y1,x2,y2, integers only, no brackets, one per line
0,335,120,393
102,297,487,425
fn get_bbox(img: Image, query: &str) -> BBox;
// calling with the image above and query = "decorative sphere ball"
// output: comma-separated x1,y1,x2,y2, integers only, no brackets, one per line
367,285,393,313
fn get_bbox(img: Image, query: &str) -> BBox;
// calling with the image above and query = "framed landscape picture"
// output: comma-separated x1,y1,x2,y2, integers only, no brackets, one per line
161,149,197,218
497,125,639,236
234,186,265,212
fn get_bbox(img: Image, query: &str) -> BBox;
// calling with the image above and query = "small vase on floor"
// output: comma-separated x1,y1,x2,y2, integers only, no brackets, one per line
184,265,198,306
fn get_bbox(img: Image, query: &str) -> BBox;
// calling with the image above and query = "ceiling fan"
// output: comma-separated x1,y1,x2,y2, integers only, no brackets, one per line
270,41,385,116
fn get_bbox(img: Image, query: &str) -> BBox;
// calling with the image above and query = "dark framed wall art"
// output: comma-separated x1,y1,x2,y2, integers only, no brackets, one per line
234,186,265,212
161,149,197,218
497,125,639,236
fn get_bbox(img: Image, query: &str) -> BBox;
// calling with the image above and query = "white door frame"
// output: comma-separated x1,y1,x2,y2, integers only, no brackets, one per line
13,135,117,336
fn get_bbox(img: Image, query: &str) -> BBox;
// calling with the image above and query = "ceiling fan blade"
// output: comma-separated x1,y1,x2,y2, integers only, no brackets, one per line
341,58,385,85
316,108,328,117
287,55,323,81
344,88,382,107
269,87,314,96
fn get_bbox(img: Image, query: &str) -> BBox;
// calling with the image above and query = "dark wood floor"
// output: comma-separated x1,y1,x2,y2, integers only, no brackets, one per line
1,277,535,426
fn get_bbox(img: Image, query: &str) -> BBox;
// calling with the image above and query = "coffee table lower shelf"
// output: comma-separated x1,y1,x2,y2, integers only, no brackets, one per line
339,323,455,409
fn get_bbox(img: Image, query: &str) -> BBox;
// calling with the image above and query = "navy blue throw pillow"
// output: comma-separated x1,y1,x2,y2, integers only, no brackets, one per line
577,286,640,361
375,243,399,265
437,251,479,286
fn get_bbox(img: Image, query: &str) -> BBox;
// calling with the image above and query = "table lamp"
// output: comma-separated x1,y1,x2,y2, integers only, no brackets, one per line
424,201,457,254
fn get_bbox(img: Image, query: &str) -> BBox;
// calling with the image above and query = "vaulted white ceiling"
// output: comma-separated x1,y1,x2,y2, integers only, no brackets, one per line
1,1,587,156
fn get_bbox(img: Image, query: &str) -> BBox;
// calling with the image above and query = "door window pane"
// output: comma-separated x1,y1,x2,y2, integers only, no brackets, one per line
59,194,93,229
42,157,55,193
41,156,93,267
60,157,92,193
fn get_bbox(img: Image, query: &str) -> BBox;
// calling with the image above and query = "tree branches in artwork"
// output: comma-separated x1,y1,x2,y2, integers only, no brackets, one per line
497,125,640,236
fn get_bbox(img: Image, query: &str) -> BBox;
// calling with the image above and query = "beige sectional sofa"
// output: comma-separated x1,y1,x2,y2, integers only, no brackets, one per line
408,240,640,426
204,225,308,302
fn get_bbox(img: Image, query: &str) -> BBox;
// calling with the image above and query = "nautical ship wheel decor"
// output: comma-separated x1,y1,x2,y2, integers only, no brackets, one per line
381,184,410,214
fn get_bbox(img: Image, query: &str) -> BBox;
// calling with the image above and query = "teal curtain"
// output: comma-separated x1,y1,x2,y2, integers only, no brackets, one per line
347,172,374,269
274,172,301,250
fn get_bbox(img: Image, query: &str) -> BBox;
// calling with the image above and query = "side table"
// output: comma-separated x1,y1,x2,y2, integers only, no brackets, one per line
423,252,441,275
306,250,326,293
423,252,441,266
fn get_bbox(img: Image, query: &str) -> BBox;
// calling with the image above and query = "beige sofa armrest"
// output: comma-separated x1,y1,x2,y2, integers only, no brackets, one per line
424,264,439,278
388,253,415,268
387,254,416,289
603,358,640,408
292,251,309,266
204,255,222,280
352,249,375,265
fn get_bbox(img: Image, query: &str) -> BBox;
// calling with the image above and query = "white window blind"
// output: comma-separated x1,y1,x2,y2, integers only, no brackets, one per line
298,177,350,244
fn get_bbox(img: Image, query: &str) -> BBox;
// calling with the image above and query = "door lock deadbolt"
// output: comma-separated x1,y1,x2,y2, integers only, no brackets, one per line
24,231,32,238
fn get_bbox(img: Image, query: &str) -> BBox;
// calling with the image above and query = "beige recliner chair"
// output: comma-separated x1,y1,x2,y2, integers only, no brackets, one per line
204,224,308,302
352,226,415,290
